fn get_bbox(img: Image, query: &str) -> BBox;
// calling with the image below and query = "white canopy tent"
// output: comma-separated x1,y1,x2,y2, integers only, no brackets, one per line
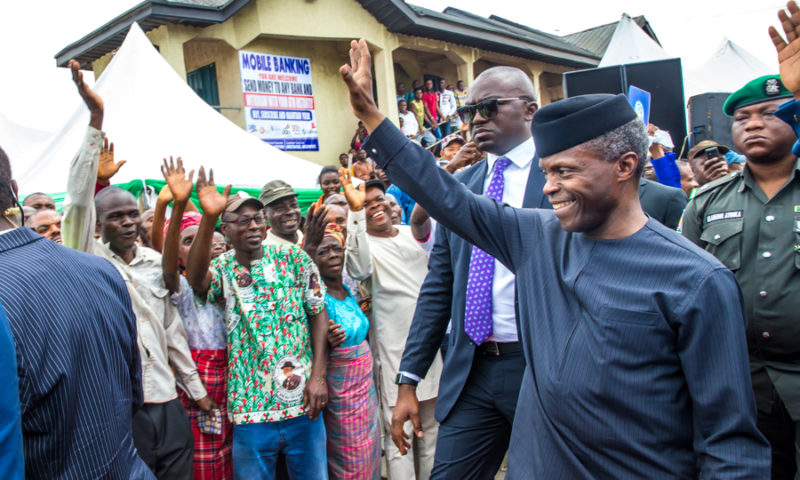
685,39,776,98
17,22,322,195
599,14,672,68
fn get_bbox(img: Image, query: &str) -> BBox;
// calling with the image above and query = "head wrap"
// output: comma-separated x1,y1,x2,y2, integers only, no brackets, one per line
163,211,202,239
323,223,345,247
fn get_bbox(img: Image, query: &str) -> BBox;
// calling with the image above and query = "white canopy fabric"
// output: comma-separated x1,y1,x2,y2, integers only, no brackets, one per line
599,14,672,68
685,39,777,98
18,22,323,195
1,112,55,179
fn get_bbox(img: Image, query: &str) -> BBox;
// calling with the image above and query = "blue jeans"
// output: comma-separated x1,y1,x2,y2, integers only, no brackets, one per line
233,415,328,480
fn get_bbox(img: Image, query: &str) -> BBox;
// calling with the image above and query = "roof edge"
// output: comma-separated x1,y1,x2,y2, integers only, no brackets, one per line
55,0,251,68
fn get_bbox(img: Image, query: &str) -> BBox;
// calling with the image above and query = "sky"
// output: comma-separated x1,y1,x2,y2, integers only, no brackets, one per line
0,0,786,132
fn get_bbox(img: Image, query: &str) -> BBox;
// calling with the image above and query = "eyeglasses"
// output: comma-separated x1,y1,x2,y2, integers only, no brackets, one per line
223,214,266,227
457,97,532,124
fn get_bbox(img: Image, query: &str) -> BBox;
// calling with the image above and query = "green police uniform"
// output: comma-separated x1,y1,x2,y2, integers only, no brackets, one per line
681,160,800,420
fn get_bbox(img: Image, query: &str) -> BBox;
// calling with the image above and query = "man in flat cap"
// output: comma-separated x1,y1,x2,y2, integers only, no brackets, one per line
682,5,800,476
260,180,303,245
338,39,769,478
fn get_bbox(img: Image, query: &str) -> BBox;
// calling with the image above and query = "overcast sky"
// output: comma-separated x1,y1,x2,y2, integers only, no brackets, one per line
0,0,785,131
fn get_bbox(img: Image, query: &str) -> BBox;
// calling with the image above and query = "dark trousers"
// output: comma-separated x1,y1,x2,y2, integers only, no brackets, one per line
756,379,799,480
430,349,524,480
133,399,194,480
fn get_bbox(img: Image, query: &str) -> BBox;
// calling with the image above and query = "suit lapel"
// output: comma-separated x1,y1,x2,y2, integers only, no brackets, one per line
522,153,548,208
467,159,488,194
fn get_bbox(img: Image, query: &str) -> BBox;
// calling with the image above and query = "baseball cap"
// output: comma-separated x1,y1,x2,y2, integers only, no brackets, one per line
441,134,465,149
687,140,731,161
225,191,264,213
259,180,297,206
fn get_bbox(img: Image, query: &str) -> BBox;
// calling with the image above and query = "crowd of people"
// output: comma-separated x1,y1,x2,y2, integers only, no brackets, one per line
2,2,800,480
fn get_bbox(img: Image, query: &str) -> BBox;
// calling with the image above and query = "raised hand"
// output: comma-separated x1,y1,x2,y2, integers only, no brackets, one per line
302,204,329,256
195,166,231,217
339,39,385,131
770,1,800,98
69,59,103,129
338,167,366,211
160,156,195,204
97,137,126,184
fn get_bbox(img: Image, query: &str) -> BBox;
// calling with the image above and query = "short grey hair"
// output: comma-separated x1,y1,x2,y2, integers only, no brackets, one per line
580,118,649,176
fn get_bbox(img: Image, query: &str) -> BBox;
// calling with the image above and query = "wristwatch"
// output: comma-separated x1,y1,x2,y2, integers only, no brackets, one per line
395,372,419,386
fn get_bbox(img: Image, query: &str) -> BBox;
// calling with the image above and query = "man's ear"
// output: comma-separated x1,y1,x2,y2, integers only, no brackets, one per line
10,179,18,198
616,152,639,183
525,101,538,121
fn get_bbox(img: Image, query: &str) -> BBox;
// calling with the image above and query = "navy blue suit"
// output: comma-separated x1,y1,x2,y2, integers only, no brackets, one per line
399,155,547,406
366,119,770,479
0,228,152,480
398,155,549,477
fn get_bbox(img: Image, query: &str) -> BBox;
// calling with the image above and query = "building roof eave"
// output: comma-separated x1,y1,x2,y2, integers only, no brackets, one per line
54,0,251,68
357,0,599,67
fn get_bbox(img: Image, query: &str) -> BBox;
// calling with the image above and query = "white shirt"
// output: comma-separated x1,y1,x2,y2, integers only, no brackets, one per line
439,89,458,118
399,110,419,137
345,209,443,406
484,137,535,342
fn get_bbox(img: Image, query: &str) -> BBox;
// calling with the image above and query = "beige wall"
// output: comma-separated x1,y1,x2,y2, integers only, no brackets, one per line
90,0,585,167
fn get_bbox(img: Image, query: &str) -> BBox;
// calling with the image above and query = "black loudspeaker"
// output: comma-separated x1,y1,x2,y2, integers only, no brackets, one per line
563,59,687,155
687,93,734,151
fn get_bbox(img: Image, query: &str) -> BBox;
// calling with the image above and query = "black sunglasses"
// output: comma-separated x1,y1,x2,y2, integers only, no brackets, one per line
457,97,532,124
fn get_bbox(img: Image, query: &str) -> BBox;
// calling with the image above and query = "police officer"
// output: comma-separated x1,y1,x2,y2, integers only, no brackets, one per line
681,71,800,478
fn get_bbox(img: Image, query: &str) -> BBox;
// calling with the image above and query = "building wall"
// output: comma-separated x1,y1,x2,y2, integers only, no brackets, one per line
91,0,584,167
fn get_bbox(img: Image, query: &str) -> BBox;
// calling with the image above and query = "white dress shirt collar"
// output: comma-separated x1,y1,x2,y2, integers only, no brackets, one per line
486,137,536,174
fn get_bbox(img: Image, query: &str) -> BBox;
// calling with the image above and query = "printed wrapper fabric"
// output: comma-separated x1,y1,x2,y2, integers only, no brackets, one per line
324,340,381,479
177,349,233,480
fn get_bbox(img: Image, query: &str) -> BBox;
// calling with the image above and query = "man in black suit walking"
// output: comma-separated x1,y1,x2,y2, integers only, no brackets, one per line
390,66,550,479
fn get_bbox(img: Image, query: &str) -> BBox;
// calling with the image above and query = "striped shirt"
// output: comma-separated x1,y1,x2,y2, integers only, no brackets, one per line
0,227,153,479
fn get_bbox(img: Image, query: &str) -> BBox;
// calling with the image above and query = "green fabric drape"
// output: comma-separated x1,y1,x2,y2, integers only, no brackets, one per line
27,180,323,215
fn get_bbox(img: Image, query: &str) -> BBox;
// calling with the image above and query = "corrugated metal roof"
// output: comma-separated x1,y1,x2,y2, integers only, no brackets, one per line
165,0,230,6
562,15,659,57
55,0,248,67
358,0,599,67
57,0,601,70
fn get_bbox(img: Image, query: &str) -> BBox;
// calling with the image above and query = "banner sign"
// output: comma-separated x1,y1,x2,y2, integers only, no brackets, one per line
238,50,319,151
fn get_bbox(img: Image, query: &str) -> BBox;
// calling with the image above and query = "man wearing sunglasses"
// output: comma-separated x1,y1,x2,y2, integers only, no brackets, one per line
187,183,330,479
391,65,550,478
341,39,768,479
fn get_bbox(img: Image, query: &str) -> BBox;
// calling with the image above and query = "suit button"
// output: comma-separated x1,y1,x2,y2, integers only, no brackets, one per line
766,215,775,222
763,331,771,339
762,251,772,258
760,291,768,298
713,234,721,241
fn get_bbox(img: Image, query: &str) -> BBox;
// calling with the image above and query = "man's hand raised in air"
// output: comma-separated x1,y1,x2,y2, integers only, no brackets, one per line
69,59,103,130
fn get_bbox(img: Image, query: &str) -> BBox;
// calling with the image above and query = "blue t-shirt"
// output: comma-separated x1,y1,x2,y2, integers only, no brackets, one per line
324,286,369,348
